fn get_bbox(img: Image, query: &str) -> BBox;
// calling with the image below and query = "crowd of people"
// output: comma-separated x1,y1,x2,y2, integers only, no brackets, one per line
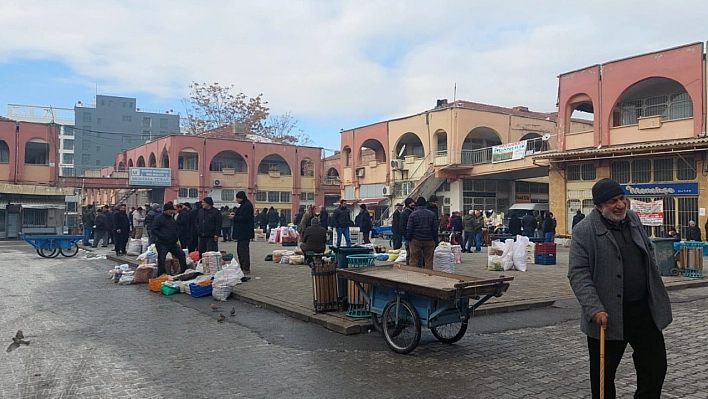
80,192,256,277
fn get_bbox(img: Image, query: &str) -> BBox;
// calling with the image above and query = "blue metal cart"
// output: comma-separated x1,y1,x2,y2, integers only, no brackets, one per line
338,265,513,354
19,233,84,258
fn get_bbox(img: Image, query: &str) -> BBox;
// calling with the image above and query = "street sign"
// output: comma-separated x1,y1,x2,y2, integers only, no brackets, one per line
129,167,171,186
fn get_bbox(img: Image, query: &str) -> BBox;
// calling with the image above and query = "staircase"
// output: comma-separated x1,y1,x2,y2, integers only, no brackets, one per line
115,188,138,205
407,165,445,201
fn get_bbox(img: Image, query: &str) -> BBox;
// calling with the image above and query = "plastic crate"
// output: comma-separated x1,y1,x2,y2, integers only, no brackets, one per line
683,268,704,279
345,254,377,267
149,276,169,292
534,253,556,265
534,243,557,255
188,282,213,298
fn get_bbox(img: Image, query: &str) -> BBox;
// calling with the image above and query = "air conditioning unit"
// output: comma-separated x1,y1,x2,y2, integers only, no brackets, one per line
213,179,222,187
390,159,404,170
382,185,393,196
356,168,365,177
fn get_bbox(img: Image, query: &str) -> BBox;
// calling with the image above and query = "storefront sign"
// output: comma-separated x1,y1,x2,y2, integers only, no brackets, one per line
631,200,664,226
129,167,171,186
491,141,527,163
515,194,531,203
622,183,698,196
467,192,496,198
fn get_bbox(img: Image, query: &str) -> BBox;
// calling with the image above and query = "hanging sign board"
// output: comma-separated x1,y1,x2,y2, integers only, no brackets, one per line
491,141,527,163
631,199,664,226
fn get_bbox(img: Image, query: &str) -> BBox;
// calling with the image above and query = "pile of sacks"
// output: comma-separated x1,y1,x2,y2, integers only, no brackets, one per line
487,235,530,272
271,249,305,265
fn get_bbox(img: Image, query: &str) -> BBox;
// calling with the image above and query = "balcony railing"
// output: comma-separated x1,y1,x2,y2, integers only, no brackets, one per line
323,177,341,185
460,137,551,165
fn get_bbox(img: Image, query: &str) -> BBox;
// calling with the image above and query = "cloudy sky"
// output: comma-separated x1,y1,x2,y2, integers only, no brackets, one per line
1,0,706,152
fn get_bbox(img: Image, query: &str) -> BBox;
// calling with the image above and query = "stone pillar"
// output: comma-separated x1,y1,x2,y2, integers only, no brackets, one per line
449,179,463,212
548,166,568,235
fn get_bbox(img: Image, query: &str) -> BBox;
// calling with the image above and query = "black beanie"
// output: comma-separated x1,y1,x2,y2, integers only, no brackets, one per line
592,178,624,205
163,202,174,211
428,195,438,203
404,198,415,207
202,197,214,206
416,197,427,207
236,191,247,199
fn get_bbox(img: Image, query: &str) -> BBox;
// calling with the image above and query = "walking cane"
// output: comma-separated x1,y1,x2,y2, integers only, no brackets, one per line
600,326,606,399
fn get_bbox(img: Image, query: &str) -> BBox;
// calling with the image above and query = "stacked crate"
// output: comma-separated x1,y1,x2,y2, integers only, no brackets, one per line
534,243,557,265
525,243,535,265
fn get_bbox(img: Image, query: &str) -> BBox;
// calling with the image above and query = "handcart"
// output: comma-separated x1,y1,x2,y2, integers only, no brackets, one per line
19,233,83,258
338,265,513,354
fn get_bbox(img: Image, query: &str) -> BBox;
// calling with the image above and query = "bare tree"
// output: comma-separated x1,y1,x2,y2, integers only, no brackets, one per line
265,113,313,146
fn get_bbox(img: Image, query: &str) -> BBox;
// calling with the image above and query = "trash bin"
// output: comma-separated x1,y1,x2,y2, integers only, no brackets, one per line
676,242,705,278
652,238,679,276
345,254,377,318
329,246,374,301
310,257,339,313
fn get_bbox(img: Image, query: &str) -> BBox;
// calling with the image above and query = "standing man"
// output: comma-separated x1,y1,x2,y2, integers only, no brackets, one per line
568,178,672,399
391,203,403,250
572,209,585,229
188,201,201,253
221,206,232,242
196,197,222,258
176,202,191,250
232,191,254,274
132,206,145,239
522,211,537,238
91,208,108,248
128,206,136,237
144,203,160,244
332,199,352,247
542,212,556,243
266,206,279,238
81,205,95,246
113,204,131,256
406,197,437,269
294,205,305,226
471,210,485,252
399,198,415,264
462,210,475,253
450,211,463,245
150,202,187,276
685,220,701,241
427,195,440,245
358,204,373,244
105,206,114,245
318,205,329,229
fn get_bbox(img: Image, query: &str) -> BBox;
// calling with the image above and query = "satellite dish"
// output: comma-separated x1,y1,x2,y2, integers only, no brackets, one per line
541,133,551,141
397,145,406,158
597,144,602,150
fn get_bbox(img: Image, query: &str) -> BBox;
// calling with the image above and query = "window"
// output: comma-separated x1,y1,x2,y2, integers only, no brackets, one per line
121,136,131,144
24,142,49,165
109,100,113,107
437,135,447,152
62,153,74,164
581,164,596,181
122,115,132,122
101,99,105,106
96,117,102,125
142,131,151,142
122,101,127,108
0,140,9,163
82,140,91,150
129,102,133,108
83,125,91,134
160,118,168,129
142,117,151,128
178,153,199,170
221,190,235,201
614,91,693,126
268,191,279,202
82,113,92,122
653,159,673,182
610,161,630,184
96,146,101,152
95,160,101,166
566,165,580,181
189,188,198,198
299,192,315,201
256,192,267,202
677,157,696,180
178,188,188,198
22,209,47,227
630,159,651,183
82,154,90,164
63,127,74,136
280,192,291,202
63,139,74,150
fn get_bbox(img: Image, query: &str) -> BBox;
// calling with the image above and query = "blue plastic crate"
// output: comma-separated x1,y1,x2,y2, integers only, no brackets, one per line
534,253,556,265
188,283,213,298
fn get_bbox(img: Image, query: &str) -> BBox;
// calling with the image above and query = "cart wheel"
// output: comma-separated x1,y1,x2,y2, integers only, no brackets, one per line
371,313,383,336
60,243,80,257
36,249,46,258
40,241,59,258
382,300,421,354
430,321,468,344
669,268,680,277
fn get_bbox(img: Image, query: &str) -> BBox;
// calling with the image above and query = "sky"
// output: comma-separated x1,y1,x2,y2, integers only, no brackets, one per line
1,0,707,154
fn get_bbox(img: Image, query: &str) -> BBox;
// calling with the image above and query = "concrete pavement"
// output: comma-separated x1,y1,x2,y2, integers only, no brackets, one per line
104,239,708,335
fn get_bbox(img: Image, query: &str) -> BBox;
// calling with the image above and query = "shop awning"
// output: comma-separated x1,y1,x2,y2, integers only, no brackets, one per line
332,199,359,206
358,197,388,206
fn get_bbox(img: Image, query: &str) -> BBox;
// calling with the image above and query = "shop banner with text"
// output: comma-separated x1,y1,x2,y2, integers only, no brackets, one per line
491,141,527,163
631,200,664,226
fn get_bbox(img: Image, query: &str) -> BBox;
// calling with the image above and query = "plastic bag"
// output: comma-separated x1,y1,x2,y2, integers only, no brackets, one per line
289,255,305,265
160,282,180,296
134,264,157,283
212,260,245,301
387,250,400,262
511,235,529,272
450,245,462,264
188,251,200,262
201,251,222,275
127,239,143,256
395,250,407,263
501,239,515,271
487,255,503,271
433,242,455,273
141,237,150,251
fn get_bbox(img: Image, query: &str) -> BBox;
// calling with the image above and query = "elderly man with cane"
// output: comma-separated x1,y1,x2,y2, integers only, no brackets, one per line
568,178,672,399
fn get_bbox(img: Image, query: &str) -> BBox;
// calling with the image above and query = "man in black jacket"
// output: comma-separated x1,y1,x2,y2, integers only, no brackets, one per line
151,202,187,276
358,204,373,244
294,205,305,225
572,210,585,229
91,208,108,248
685,220,702,241
266,206,279,238
113,204,131,256
82,205,95,246
301,217,327,253
232,191,254,274
196,197,222,257
398,198,415,264
105,206,114,245
427,195,440,245
407,197,437,269
258,207,269,234
144,203,160,244
522,212,537,238
332,200,352,247
176,203,191,249
391,203,403,250
318,205,329,229
188,201,201,253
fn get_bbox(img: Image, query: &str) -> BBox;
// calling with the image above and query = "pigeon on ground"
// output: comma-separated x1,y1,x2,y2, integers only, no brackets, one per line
217,314,225,323
210,304,219,312
230,307,236,317
6,330,30,353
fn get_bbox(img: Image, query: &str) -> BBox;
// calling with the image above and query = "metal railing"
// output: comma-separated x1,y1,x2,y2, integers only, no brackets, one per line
323,177,341,185
460,137,551,165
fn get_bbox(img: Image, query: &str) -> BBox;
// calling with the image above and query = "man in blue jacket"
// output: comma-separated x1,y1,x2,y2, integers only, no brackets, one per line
406,197,437,269
569,178,672,399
